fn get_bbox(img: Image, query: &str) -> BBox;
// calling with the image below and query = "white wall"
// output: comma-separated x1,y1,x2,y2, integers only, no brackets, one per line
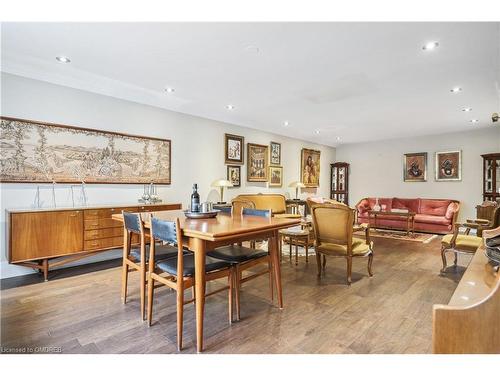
335,128,500,220
0,73,336,278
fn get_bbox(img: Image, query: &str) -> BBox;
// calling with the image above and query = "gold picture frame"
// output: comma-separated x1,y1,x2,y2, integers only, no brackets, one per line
247,143,269,182
269,166,283,187
301,148,321,187
435,150,462,181
403,152,427,182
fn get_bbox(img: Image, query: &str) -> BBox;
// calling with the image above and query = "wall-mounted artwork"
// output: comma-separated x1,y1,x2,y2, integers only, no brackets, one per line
269,166,283,187
270,141,281,165
247,143,269,182
0,117,171,184
227,165,241,187
403,152,427,182
301,148,321,187
225,133,244,164
435,150,462,181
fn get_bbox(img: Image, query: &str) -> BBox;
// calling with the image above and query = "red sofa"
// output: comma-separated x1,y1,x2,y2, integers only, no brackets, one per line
355,197,460,234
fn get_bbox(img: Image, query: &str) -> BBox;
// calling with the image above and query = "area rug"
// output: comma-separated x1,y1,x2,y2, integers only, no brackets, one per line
355,229,438,243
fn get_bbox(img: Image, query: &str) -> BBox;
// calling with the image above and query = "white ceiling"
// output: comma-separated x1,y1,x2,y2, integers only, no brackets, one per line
1,22,499,146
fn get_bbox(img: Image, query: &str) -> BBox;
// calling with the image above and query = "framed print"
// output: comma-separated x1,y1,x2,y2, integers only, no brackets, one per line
224,133,244,164
301,148,321,187
270,141,281,165
227,165,241,187
403,152,427,182
0,116,171,184
247,143,269,182
435,150,462,181
269,166,283,187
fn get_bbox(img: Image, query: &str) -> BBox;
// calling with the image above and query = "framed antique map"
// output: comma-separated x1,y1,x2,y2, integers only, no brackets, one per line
0,117,171,184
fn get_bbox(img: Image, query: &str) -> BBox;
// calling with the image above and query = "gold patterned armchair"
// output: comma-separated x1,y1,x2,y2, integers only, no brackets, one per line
311,204,374,285
440,222,483,273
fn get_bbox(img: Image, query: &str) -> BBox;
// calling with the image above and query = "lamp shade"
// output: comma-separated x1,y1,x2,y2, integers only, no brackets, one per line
211,179,233,188
288,181,305,188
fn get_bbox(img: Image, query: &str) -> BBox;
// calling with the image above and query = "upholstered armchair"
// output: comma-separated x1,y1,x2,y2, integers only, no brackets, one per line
440,222,483,273
311,203,374,285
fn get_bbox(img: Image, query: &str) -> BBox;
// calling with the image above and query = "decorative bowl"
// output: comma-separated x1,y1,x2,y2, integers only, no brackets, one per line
183,210,219,219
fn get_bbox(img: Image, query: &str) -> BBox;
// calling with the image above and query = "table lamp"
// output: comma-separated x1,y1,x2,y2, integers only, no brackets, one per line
211,179,233,204
288,181,305,200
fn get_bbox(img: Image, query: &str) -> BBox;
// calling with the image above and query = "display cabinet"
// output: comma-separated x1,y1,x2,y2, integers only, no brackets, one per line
482,153,500,202
330,162,349,205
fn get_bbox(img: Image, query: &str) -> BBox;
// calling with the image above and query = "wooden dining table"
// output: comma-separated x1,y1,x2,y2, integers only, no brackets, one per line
112,209,301,352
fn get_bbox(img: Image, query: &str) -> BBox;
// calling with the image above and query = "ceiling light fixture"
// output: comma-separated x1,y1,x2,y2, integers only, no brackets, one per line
164,87,175,93
450,87,462,93
56,56,71,63
422,41,439,50
470,119,479,124
283,121,290,127
462,107,472,112
226,104,235,110
245,45,260,54
336,136,341,141
314,130,321,135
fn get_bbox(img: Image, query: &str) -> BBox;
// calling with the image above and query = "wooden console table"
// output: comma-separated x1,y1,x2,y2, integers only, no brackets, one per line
432,245,500,353
7,202,181,281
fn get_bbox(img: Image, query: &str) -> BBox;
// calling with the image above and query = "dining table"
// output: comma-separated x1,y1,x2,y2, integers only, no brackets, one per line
112,209,301,352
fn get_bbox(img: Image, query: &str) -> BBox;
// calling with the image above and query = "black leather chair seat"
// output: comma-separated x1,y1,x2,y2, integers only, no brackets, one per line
129,244,180,262
156,254,231,277
208,245,268,264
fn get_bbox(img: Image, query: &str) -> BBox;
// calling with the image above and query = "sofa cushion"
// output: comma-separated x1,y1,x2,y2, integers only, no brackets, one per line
420,199,450,216
392,198,419,213
414,214,450,226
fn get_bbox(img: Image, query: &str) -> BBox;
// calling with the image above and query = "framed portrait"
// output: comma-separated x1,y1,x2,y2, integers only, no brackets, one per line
301,148,321,187
269,166,283,187
227,165,241,187
270,142,281,165
435,150,462,181
247,143,269,182
225,133,244,164
403,152,427,182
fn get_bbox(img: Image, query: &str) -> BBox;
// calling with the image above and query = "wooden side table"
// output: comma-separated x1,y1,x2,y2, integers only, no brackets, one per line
279,227,310,265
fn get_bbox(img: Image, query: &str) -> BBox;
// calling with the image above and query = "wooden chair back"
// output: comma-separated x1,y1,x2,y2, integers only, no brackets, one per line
231,198,255,215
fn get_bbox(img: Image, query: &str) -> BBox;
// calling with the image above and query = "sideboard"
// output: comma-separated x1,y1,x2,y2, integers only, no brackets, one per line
7,202,182,281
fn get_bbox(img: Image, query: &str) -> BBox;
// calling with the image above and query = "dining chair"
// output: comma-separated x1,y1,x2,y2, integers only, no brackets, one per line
311,204,374,285
146,216,234,351
440,222,483,273
208,208,274,320
121,211,178,320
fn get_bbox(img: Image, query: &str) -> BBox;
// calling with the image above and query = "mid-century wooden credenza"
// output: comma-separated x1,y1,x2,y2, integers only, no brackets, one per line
7,203,181,281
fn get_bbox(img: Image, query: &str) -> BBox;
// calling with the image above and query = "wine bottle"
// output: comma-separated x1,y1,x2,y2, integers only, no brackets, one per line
191,183,200,212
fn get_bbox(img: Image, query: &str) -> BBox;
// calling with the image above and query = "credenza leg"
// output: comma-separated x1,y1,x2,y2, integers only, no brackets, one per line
42,259,49,281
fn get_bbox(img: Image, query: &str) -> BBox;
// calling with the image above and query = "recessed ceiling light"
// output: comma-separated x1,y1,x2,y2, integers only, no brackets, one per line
450,87,462,93
226,104,235,110
164,87,175,93
336,136,341,141
283,121,290,127
462,107,472,112
56,56,71,63
245,45,260,54
422,41,439,51
470,119,479,124
314,130,321,135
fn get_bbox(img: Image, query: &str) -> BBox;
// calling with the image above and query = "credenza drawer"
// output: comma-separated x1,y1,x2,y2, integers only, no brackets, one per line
84,227,123,240
84,207,137,219
84,236,123,251
84,218,123,230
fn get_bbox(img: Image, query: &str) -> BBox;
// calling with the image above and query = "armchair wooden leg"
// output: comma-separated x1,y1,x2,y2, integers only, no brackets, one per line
346,257,352,285
121,261,129,304
176,288,184,351
453,252,458,267
147,277,154,326
440,246,448,273
289,237,292,262
368,253,373,277
322,254,327,270
305,244,308,263
316,252,322,277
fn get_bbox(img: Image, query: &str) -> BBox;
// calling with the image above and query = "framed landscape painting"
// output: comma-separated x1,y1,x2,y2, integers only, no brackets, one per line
0,117,171,184
269,166,283,187
435,150,462,181
247,143,269,182
270,141,281,165
225,133,244,164
227,165,241,187
301,148,321,187
403,152,427,182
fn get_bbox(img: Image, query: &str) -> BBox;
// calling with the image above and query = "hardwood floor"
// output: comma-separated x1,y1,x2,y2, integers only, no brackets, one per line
0,236,466,354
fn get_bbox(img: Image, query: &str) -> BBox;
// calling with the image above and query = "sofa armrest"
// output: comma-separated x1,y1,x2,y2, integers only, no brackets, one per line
356,198,370,214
